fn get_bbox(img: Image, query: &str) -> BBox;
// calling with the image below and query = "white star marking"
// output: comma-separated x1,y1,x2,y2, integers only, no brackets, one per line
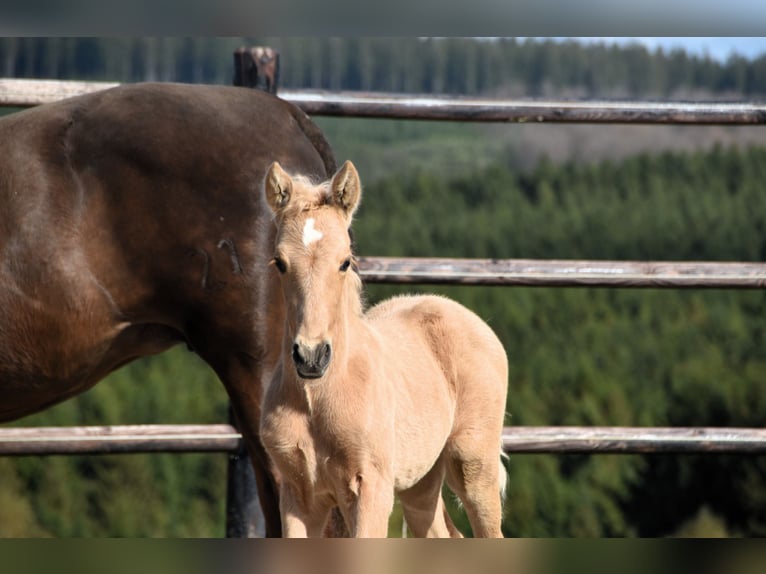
302,218,324,247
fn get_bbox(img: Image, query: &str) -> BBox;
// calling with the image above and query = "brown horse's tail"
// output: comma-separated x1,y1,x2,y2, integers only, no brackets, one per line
286,105,337,177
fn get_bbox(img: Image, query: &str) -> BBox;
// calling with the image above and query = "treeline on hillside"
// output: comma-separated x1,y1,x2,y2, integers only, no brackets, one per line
2,37,766,98
2,144,765,536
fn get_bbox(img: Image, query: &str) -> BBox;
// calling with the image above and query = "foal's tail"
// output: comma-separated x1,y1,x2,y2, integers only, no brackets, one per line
499,449,510,507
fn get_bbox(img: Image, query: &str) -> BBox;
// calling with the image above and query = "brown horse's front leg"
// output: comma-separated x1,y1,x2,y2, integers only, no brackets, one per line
240,434,283,537
214,360,283,538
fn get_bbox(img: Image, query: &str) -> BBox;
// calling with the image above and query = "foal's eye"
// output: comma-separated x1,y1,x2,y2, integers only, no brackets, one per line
339,258,352,272
273,257,287,274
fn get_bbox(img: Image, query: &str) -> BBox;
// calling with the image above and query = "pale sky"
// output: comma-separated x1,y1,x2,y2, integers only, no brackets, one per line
554,37,766,62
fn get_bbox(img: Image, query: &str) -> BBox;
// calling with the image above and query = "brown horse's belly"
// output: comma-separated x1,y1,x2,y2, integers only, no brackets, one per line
0,355,109,422
0,377,98,422
0,292,181,422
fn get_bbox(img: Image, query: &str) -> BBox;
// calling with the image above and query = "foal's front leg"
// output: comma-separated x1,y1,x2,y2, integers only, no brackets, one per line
279,483,331,538
343,471,395,538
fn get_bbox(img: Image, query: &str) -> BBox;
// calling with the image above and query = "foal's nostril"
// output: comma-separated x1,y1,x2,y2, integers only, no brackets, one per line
318,342,332,365
291,341,331,378
292,343,303,365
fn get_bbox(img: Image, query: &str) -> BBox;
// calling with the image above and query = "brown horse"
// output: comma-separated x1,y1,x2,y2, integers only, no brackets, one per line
0,82,336,537
260,161,508,537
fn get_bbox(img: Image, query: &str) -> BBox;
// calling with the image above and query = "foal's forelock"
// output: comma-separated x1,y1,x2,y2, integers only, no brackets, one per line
275,177,333,218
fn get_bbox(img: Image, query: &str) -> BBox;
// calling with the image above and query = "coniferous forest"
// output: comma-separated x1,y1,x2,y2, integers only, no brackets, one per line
1,37,766,537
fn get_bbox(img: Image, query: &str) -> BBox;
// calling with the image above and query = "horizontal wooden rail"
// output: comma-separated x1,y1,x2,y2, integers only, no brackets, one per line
358,257,766,288
2,424,766,456
0,78,120,107
281,90,766,125
503,427,766,454
0,424,240,455
2,79,766,125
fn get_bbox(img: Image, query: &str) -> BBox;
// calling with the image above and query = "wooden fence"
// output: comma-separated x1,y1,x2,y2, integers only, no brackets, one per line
2,424,766,455
2,49,766,534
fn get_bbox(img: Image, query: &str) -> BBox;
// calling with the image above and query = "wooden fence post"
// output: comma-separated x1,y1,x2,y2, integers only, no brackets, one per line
233,46,280,94
225,406,264,537
225,46,280,538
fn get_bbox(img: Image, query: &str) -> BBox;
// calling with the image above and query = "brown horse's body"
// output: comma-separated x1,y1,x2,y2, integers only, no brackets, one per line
260,162,508,537
0,82,336,536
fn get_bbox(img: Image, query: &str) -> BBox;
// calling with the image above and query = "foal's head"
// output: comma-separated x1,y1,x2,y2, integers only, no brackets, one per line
264,161,363,380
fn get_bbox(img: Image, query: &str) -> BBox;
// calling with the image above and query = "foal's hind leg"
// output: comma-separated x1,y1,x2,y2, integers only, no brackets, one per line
398,458,462,538
445,437,505,538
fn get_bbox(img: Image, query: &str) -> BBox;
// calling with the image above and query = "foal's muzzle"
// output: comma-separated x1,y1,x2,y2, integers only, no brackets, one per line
292,341,332,379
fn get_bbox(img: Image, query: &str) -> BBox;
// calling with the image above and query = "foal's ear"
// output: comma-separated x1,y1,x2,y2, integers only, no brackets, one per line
330,161,362,218
264,162,293,214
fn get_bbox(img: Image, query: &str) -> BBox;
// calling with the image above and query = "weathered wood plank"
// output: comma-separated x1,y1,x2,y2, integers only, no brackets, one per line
0,424,241,455
503,427,766,454
2,424,765,455
3,79,766,125
358,257,766,288
281,90,766,125
0,156,748,290
0,78,120,106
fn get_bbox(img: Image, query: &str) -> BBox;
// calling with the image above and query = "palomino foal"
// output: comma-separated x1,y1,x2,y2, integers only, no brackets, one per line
260,161,509,537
